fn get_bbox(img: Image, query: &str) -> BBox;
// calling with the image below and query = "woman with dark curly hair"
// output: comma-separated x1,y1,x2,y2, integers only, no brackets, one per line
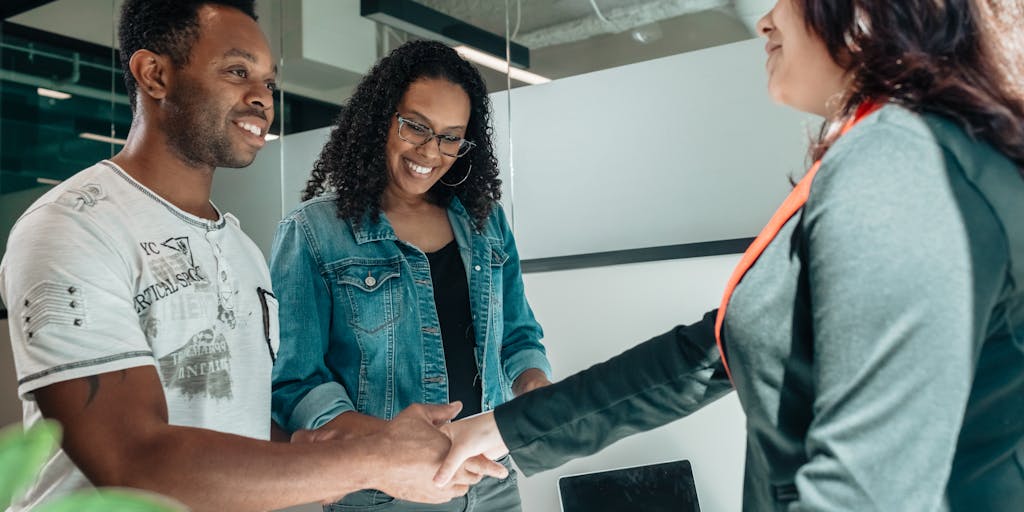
438,1,1024,510
268,40,551,511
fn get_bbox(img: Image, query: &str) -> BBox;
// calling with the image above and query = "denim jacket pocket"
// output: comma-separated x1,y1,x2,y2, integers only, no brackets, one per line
489,240,509,267
332,259,403,334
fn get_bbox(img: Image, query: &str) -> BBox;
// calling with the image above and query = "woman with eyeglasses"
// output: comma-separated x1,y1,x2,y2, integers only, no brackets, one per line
435,0,1024,510
267,40,551,511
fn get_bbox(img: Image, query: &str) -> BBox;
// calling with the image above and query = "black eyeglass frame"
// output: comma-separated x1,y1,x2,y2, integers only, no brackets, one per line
395,113,476,157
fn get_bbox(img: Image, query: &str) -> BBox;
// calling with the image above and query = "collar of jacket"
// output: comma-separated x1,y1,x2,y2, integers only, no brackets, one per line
350,195,473,245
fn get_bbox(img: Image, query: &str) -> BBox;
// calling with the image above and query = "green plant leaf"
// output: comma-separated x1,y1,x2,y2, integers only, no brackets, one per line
35,488,186,512
0,420,61,509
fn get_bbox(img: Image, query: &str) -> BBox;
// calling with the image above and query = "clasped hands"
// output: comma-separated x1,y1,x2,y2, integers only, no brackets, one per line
291,402,509,505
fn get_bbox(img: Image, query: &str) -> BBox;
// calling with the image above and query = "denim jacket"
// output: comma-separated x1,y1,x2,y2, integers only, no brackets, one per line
269,194,551,432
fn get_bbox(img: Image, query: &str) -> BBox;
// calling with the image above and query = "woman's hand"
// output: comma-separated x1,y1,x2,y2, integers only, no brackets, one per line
435,411,509,487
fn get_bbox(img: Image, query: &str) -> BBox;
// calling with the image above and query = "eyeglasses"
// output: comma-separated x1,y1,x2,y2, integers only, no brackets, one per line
395,113,476,158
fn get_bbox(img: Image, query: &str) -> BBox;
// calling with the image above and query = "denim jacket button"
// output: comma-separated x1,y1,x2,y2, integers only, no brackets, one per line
474,265,481,271
364,275,377,287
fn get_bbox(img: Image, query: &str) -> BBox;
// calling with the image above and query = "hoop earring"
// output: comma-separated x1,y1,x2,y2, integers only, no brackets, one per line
440,164,471,187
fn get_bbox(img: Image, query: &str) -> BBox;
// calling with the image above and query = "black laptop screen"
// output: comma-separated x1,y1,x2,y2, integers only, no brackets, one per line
558,459,701,512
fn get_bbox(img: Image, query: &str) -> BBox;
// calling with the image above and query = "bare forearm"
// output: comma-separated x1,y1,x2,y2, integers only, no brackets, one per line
318,410,388,440
94,425,375,512
41,370,372,511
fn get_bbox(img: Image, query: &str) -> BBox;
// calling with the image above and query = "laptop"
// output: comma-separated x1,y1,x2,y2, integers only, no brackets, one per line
558,459,701,512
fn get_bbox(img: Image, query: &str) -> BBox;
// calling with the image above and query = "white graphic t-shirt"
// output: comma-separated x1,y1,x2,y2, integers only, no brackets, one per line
0,161,278,510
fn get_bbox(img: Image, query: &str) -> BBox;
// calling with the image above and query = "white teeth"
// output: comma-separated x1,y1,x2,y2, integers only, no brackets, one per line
236,121,262,136
406,159,432,174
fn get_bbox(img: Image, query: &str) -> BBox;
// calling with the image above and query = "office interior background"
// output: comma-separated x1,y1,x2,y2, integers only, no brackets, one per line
0,0,818,510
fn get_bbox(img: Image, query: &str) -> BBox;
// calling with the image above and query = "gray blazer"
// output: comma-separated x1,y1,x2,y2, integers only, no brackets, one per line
494,105,1024,511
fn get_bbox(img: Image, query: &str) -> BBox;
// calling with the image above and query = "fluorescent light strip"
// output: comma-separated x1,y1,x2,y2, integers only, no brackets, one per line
79,132,127,145
453,45,551,85
37,87,72,100
36,177,62,185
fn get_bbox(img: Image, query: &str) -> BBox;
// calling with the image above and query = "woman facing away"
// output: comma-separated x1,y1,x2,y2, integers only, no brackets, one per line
268,40,552,512
437,1,1024,510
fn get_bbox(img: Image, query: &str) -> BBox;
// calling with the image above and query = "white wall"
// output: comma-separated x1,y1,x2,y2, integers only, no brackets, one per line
517,255,745,512
211,139,283,259
490,38,813,259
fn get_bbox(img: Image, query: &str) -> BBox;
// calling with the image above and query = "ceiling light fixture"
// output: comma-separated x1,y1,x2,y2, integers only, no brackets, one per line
361,0,531,68
453,46,551,85
36,177,62,185
37,87,71,100
79,132,127,145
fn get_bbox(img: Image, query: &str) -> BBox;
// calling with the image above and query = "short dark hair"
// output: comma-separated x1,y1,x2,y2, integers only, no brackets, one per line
302,40,502,229
799,0,1024,172
118,0,258,112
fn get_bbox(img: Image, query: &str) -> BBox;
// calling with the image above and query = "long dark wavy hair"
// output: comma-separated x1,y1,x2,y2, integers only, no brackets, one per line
800,0,1024,174
302,40,501,228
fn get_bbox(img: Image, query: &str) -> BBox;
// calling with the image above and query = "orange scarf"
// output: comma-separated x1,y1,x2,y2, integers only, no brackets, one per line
714,101,883,382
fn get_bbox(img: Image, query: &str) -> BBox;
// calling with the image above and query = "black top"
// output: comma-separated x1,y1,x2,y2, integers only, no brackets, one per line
426,240,482,420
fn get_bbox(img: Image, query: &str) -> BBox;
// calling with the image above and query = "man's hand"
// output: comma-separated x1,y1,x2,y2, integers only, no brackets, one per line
434,411,509,487
301,403,507,505
512,368,551,396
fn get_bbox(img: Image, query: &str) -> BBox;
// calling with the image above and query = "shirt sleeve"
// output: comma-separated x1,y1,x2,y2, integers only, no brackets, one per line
792,119,1006,510
1,203,154,399
494,310,732,475
492,205,553,384
269,215,354,432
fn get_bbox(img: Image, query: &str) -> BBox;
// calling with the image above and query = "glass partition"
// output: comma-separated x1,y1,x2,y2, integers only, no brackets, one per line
1,0,122,313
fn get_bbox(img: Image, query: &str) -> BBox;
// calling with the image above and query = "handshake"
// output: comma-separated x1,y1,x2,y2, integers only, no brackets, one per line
291,402,510,505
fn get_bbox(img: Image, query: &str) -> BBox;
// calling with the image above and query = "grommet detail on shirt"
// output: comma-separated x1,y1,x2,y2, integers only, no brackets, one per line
21,280,89,339
364,275,377,287
474,265,482,271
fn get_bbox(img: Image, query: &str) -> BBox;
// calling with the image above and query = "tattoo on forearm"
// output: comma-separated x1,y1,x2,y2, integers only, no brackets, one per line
85,376,100,407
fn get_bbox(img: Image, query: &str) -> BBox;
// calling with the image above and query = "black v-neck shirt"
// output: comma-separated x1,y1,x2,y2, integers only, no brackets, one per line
426,240,482,420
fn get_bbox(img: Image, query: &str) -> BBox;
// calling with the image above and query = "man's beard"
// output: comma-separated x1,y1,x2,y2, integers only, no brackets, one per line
163,82,255,169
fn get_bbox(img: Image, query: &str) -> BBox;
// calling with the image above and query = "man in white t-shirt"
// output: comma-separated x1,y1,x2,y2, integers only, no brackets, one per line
0,1,504,511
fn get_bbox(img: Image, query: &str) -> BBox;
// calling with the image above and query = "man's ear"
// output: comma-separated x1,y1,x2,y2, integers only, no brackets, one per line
129,49,172,102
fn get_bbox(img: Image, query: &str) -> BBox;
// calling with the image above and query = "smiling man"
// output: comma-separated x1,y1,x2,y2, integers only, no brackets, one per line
0,1,502,511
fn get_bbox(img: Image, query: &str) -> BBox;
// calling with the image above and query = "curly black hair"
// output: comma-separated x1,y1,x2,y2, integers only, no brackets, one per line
118,0,258,113
302,40,502,229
